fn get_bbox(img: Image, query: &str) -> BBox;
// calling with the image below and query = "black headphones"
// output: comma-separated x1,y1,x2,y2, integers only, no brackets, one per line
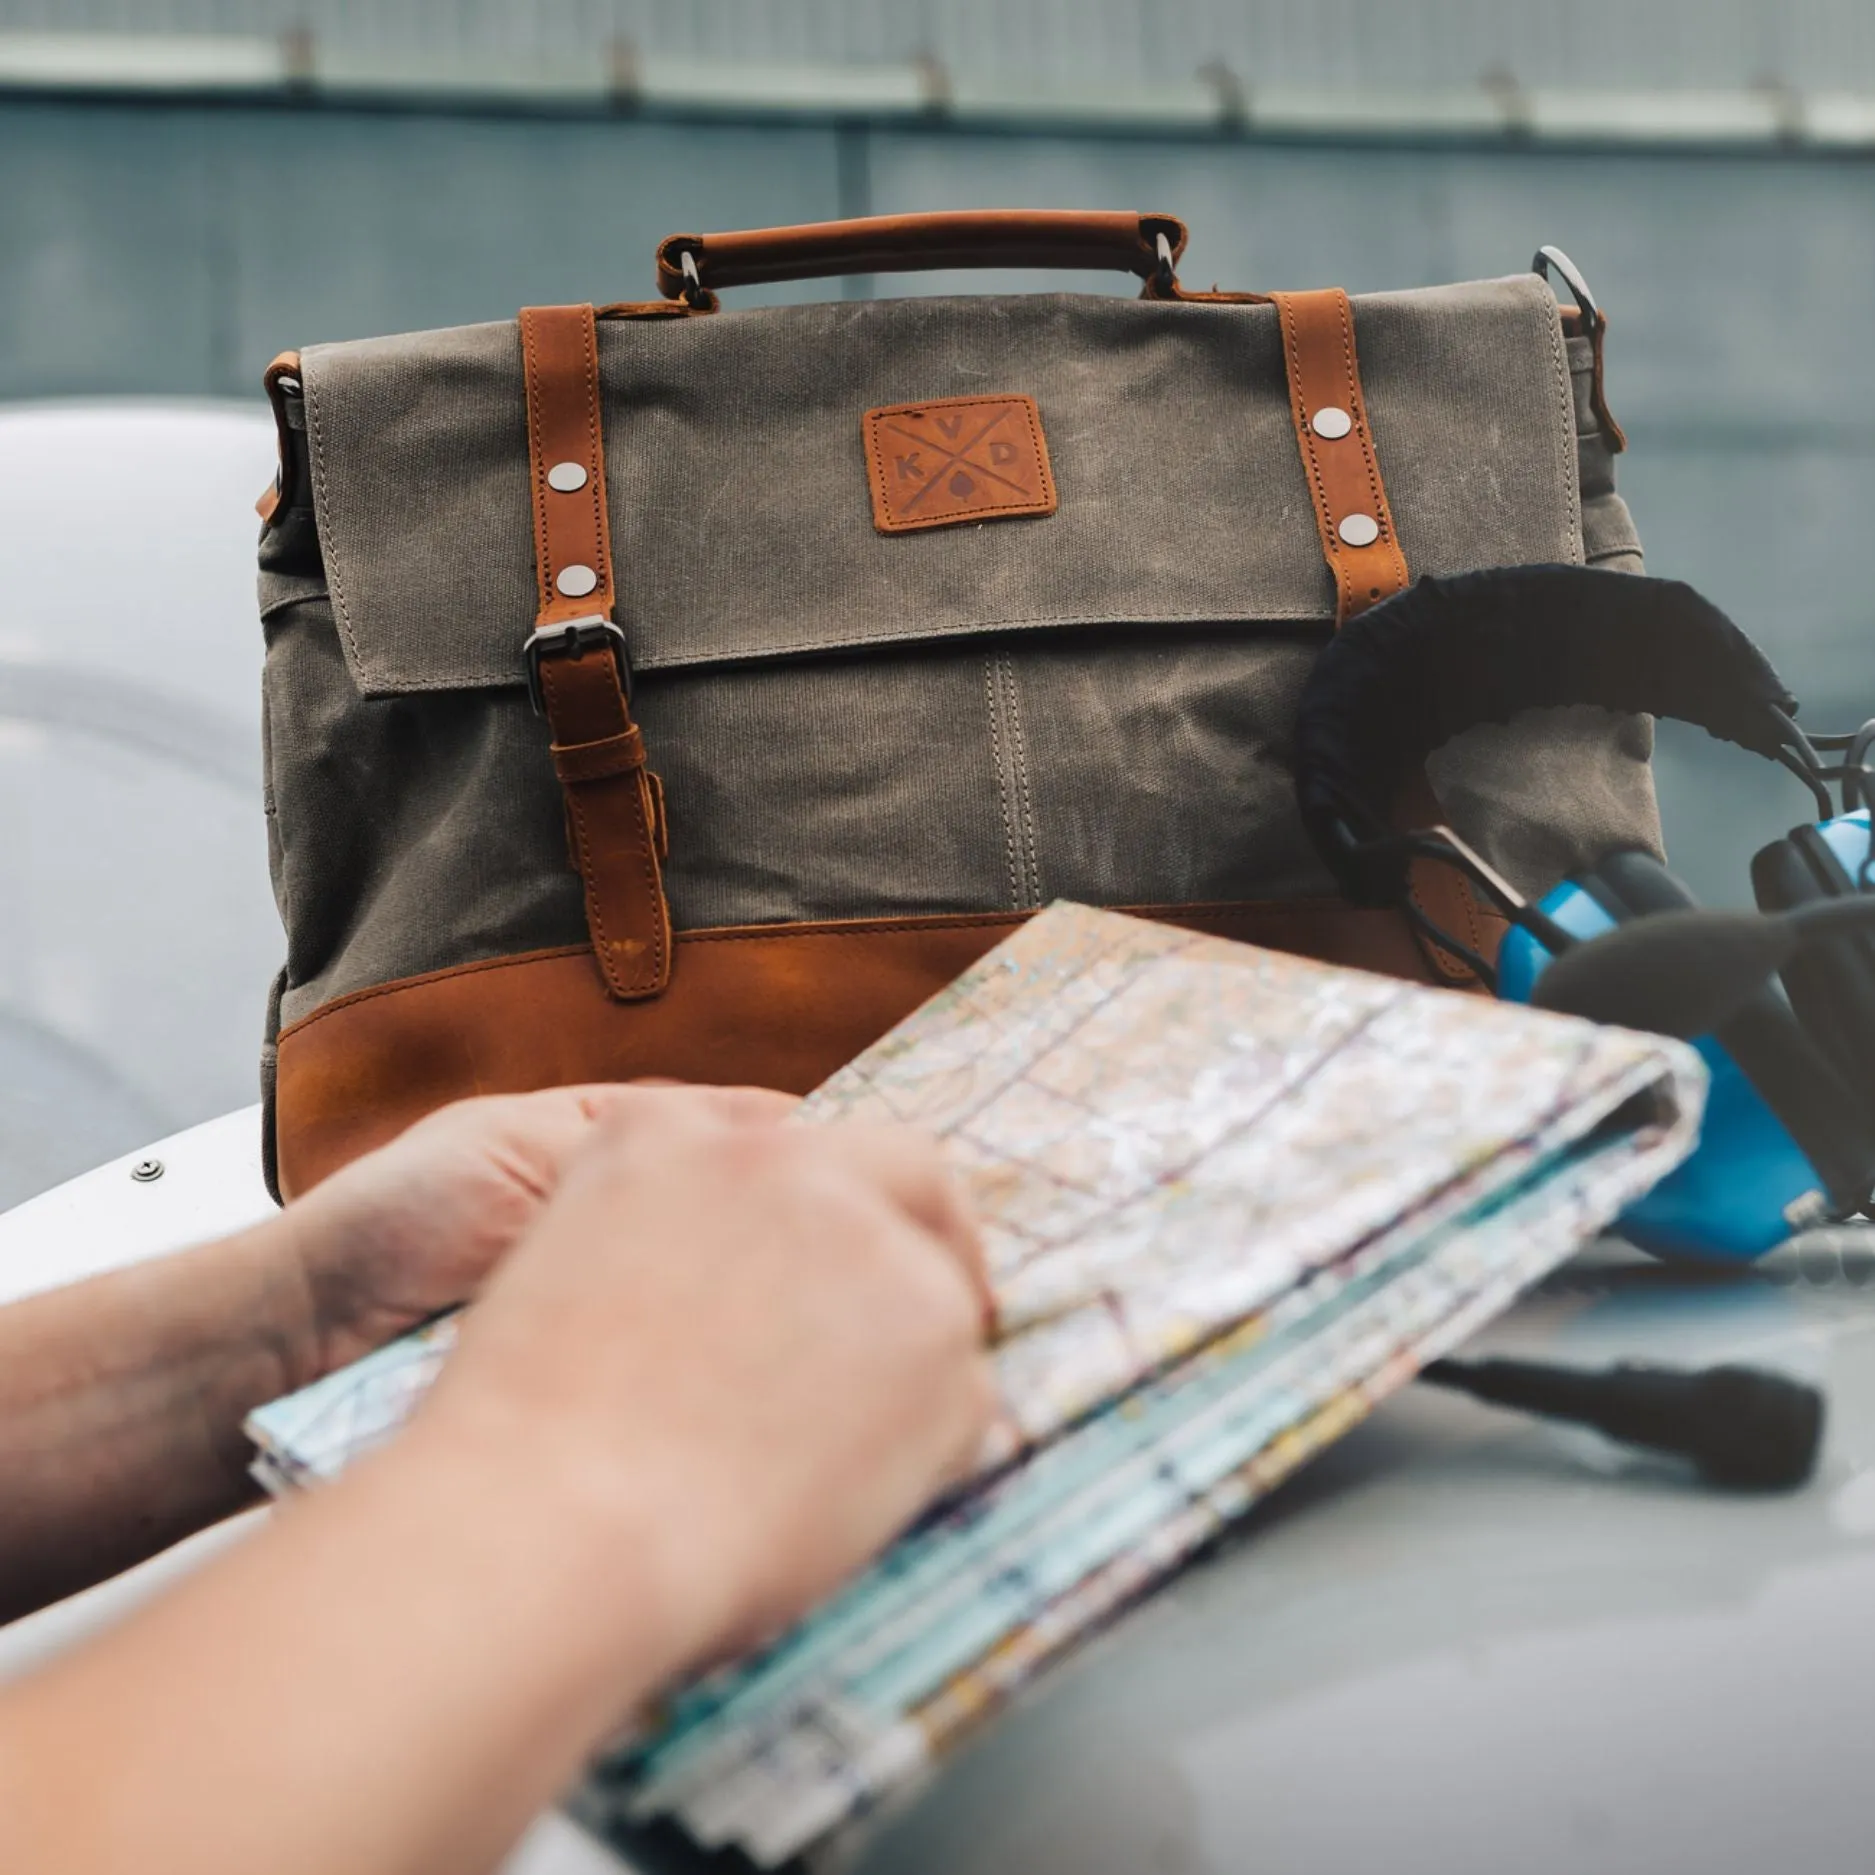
1750,779,1875,1122
1289,562,1875,1228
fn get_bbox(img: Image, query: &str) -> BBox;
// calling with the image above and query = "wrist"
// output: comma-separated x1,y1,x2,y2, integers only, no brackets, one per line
393,1383,734,1695
256,1188,395,1385
101,1217,329,1507
218,1210,330,1397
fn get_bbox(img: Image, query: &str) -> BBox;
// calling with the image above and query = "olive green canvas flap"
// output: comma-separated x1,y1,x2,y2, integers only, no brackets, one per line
297,276,1585,696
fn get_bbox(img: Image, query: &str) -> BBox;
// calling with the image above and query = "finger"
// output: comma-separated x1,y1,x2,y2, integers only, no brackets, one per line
569,1082,761,1184
411,1086,633,1181
439,1085,730,1203
942,1366,1014,1489
683,1085,801,1127
590,1081,799,1129
817,1123,994,1331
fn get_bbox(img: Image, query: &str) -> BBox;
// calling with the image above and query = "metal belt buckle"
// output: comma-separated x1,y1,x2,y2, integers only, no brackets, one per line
523,616,631,716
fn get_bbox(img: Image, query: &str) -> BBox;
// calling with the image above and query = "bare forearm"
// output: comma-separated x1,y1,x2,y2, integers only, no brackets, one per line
0,1415,680,1875
0,1091,992,1875
0,1223,318,1622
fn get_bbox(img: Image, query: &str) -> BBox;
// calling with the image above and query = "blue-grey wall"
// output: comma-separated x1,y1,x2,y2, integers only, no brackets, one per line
5,95,1868,883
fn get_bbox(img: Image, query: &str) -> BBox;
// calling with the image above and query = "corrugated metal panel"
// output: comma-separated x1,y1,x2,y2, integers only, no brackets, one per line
6,0,1875,93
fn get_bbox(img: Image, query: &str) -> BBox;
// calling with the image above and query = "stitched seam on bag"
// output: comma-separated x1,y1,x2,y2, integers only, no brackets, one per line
276,899,1384,1039
634,768,668,987
1407,859,1499,985
1019,399,1052,504
678,903,1355,942
548,674,663,998
983,652,1023,908
1277,298,1340,611
565,784,621,992
543,660,619,992
1403,791,1488,981
863,414,892,523
1328,293,1368,616
1013,653,1042,905
1001,649,1042,907
529,311,663,999
1539,289,1585,563
577,308,611,608
1448,866,1487,968
303,369,367,678
281,943,593,1038
1332,292,1384,537
522,313,556,601
872,487,1050,524
624,608,1331,654
352,609,1342,691
1331,290,1409,605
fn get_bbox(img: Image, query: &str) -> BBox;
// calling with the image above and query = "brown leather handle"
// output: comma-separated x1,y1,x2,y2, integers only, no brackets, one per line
656,210,1189,308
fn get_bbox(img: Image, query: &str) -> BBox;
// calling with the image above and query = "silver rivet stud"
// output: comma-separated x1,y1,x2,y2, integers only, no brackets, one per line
1337,513,1381,548
547,461,588,493
555,564,599,598
1311,406,1353,440
130,1157,165,1183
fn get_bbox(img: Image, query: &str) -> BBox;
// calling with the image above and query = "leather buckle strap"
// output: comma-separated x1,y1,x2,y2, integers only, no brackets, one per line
553,723,647,786
1269,288,1410,627
1271,286,1498,987
519,302,672,1003
524,616,630,716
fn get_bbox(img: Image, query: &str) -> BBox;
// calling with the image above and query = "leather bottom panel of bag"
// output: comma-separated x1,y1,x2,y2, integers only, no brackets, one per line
270,900,1456,1199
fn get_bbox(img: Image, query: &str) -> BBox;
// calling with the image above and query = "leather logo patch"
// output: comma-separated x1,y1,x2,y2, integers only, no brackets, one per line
863,394,1057,534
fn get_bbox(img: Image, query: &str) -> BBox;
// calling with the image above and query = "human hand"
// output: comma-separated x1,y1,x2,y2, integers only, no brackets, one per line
278,1084,797,1381
406,1086,996,1686
0,1099,989,1875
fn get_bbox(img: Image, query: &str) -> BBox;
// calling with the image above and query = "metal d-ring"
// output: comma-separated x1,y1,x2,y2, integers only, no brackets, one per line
1152,231,1178,297
679,247,707,308
1532,245,1602,333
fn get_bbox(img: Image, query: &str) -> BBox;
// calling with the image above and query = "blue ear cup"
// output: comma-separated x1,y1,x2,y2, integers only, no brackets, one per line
1752,809,1875,1114
1497,852,1847,1262
1289,566,1875,1264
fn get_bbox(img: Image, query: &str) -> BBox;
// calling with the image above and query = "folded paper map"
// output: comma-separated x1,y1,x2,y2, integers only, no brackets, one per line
248,902,1704,1866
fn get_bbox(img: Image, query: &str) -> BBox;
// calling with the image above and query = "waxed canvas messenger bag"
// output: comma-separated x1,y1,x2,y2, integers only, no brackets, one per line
255,209,1657,1199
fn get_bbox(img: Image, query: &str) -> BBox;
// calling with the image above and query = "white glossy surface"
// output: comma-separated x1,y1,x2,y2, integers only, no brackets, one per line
0,1105,271,1306
0,403,284,1208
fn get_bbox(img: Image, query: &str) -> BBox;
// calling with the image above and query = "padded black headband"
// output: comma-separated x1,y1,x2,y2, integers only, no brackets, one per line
1293,564,1800,904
